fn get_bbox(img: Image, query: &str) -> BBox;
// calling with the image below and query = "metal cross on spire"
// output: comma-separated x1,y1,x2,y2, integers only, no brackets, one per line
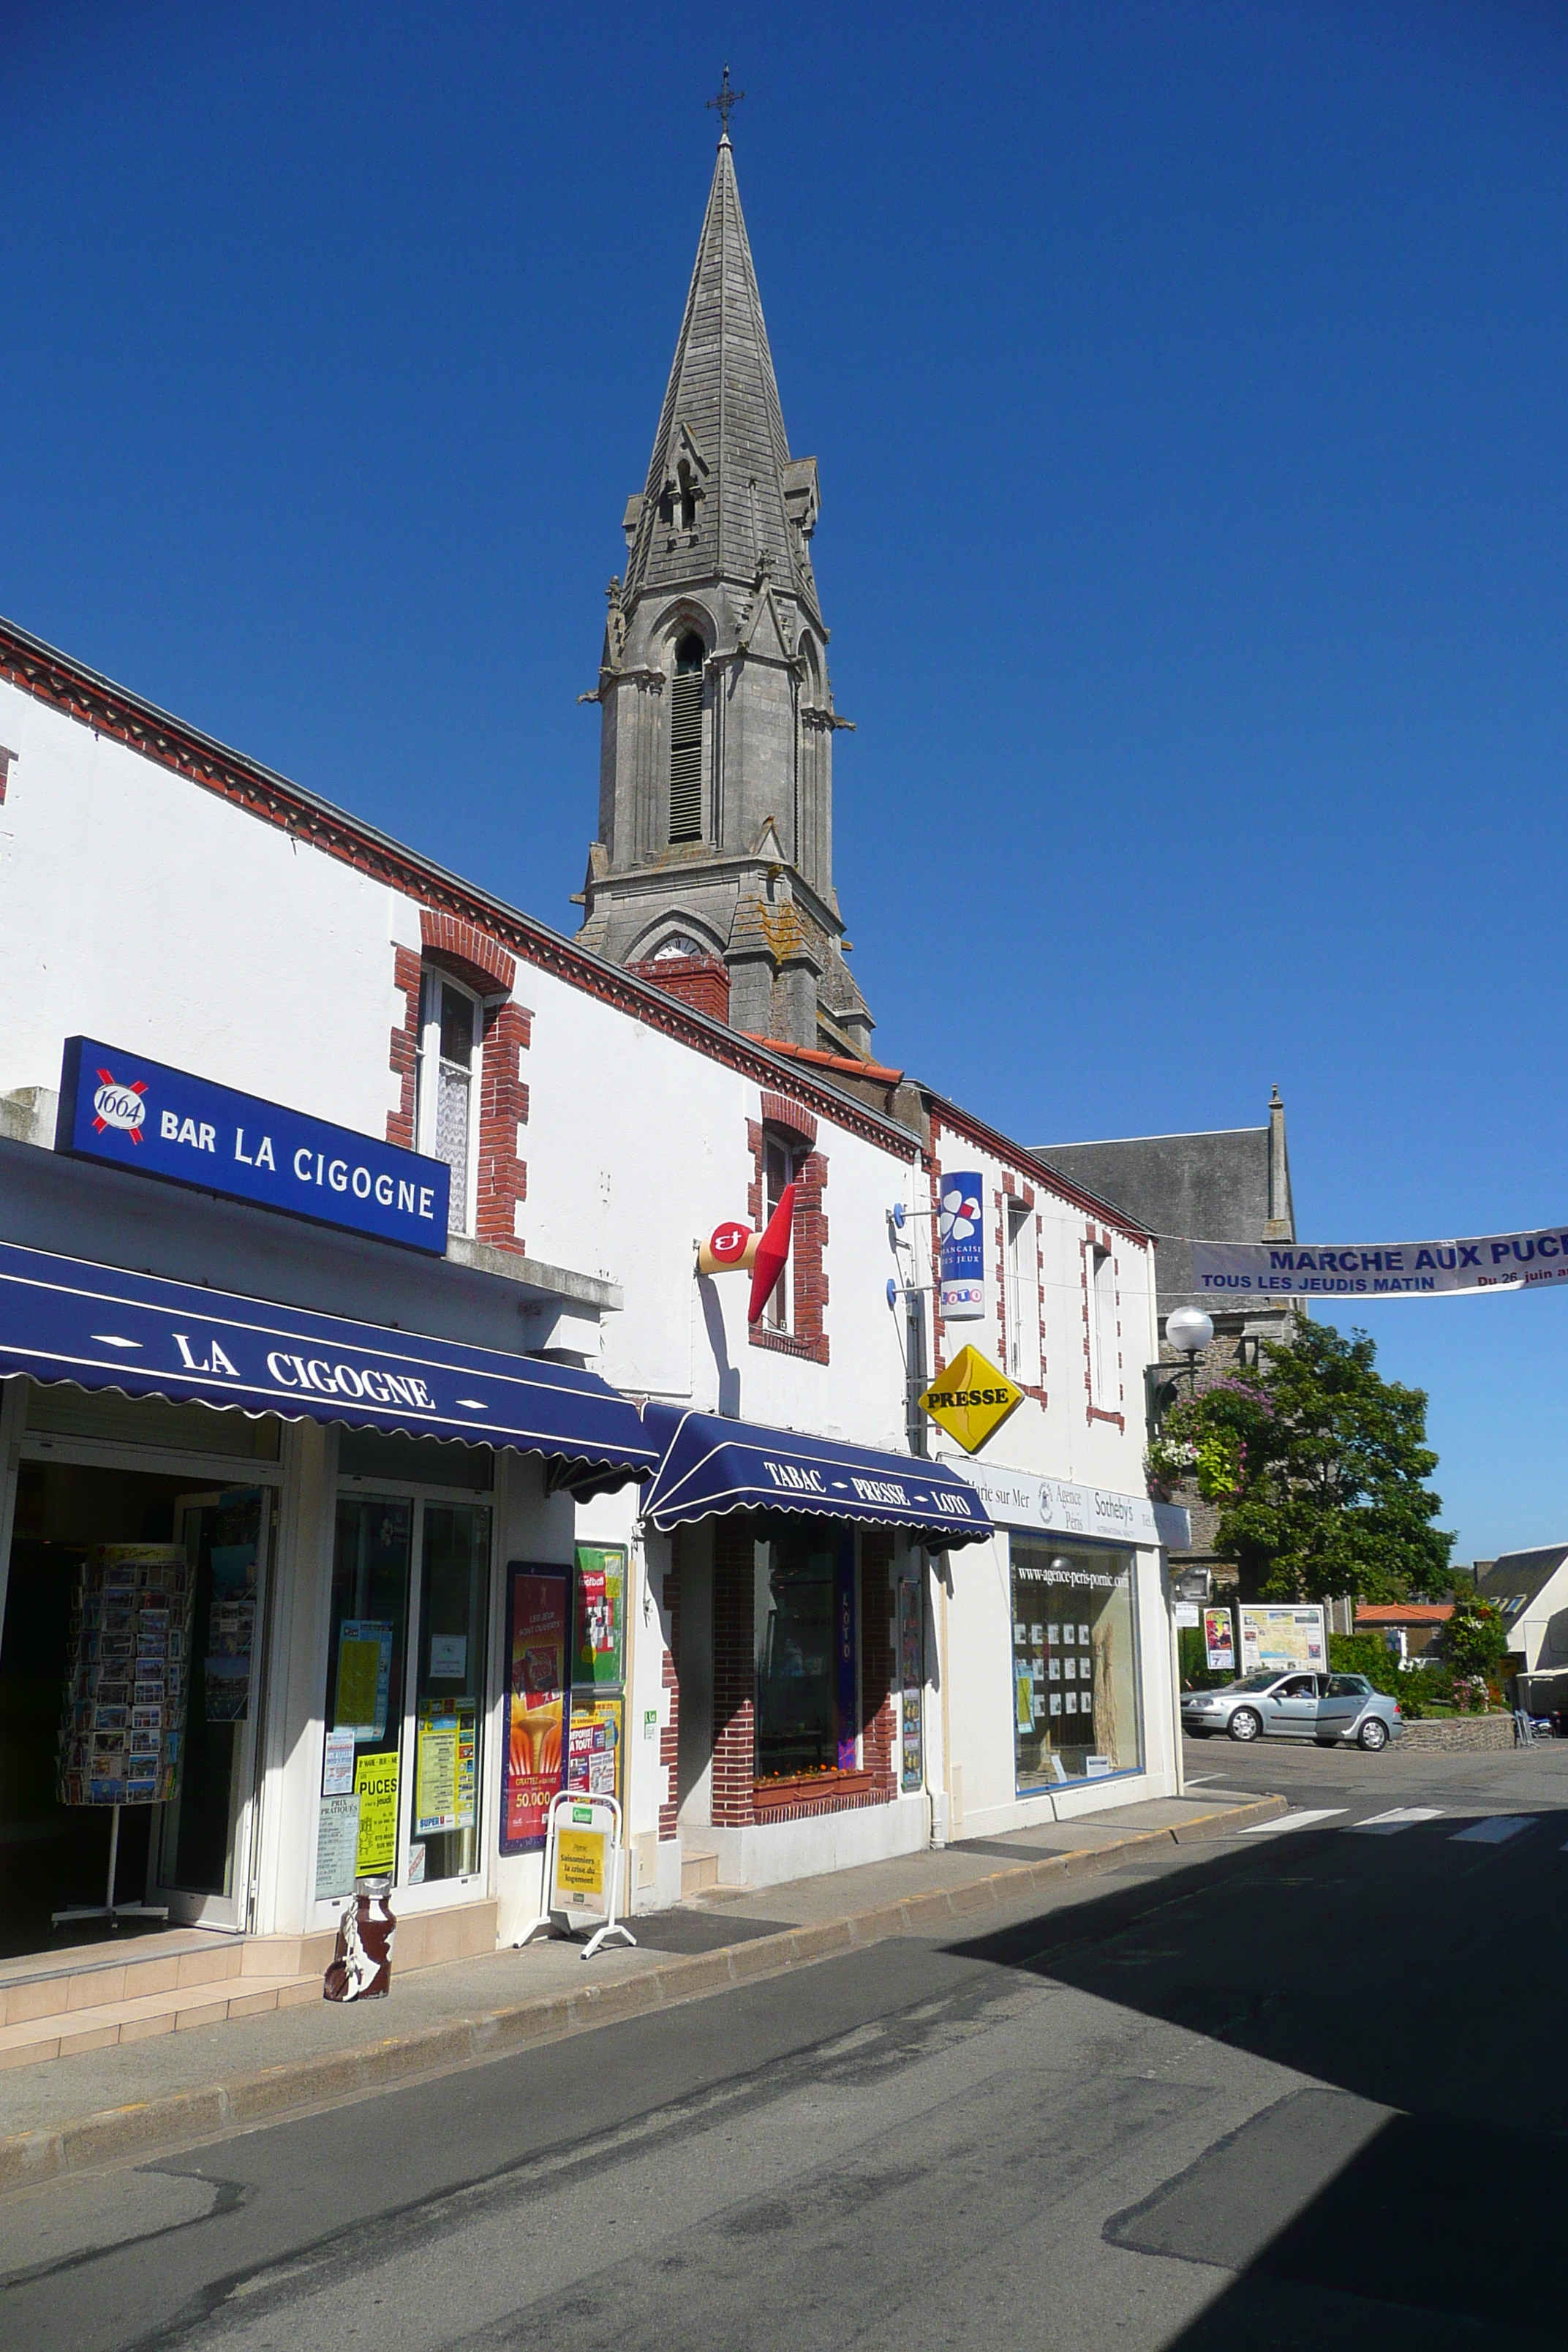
706,63,745,140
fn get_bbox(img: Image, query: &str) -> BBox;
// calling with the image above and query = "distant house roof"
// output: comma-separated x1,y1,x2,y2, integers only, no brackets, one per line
1035,1090,1294,1320
1481,1547,1568,1607
1356,1605,1453,1626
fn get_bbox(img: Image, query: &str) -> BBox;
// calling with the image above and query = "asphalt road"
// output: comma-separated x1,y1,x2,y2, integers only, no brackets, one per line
4,1739,1567,2352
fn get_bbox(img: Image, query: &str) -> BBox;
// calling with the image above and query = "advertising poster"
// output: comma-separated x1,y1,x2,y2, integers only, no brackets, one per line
551,1804,610,1918
573,1545,627,1689
501,1565,568,1852
568,1697,623,1803
335,1621,392,1741
1237,1604,1327,1676
314,1793,360,1899
1203,1608,1236,1674
415,1709,461,1836
353,1751,399,1877
898,1578,924,1793
937,1172,986,1322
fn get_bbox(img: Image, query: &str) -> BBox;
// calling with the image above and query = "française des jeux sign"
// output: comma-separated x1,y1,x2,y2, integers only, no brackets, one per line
58,1037,451,1254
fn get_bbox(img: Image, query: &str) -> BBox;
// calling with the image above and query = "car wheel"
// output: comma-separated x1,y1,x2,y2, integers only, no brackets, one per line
1229,1708,1262,1743
1358,1717,1389,1752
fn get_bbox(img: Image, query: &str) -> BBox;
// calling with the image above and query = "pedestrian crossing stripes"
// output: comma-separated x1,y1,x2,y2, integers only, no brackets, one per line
1240,1809,1347,1836
1234,1808,1561,1846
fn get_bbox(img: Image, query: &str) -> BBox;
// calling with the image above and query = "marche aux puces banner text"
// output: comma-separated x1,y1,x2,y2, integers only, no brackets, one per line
1191,1223,1568,1299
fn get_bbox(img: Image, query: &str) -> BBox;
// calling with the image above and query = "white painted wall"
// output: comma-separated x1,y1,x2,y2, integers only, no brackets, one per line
1,672,1179,1922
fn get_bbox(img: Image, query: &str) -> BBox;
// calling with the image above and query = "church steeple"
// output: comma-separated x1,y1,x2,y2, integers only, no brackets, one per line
573,122,872,1061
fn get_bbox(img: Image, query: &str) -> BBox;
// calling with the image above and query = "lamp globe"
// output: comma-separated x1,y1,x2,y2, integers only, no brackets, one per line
1166,1308,1214,1357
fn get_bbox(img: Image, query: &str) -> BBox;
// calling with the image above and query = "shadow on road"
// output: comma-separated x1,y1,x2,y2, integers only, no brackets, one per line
949,1810,1567,2346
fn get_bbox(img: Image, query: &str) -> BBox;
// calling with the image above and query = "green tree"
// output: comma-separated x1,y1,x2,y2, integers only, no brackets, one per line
1438,1590,1508,1677
1164,1321,1451,1606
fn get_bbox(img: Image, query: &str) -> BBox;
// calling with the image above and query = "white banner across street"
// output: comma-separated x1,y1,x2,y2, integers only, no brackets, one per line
1191,1225,1568,1299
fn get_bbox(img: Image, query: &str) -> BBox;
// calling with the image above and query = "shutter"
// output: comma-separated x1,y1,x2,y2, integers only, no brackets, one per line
668,671,704,842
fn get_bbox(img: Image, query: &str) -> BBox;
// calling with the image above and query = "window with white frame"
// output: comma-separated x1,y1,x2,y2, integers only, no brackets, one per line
416,971,482,1237
762,1131,796,1331
1005,1201,1034,1382
1089,1244,1118,1406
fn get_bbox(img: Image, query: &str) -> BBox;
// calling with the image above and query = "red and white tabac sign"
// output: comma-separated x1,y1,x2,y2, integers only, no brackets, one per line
696,1186,797,1325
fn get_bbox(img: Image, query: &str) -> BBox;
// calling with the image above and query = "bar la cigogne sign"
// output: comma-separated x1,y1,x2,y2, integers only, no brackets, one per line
1194,1224,1568,1298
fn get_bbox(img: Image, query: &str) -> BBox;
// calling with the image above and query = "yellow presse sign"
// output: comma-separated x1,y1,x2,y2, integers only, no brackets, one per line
919,1345,1025,1455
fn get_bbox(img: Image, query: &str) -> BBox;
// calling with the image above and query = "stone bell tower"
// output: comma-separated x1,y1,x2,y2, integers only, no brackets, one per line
573,125,874,1060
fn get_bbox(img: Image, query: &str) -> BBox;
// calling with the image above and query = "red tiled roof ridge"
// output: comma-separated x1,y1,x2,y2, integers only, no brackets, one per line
1355,1604,1455,1622
744,1034,905,1085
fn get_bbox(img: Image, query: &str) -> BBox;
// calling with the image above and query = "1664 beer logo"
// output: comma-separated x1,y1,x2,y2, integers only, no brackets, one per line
91,1067,148,1143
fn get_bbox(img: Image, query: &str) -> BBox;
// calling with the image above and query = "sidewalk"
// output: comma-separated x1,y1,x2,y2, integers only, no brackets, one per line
0,1787,1284,2192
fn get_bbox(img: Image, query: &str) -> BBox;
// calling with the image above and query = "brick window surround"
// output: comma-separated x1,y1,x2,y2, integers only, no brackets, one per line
1082,1226,1126,1431
388,925,532,1253
747,1111,829,1365
996,1172,1048,1408
704,1515,897,1828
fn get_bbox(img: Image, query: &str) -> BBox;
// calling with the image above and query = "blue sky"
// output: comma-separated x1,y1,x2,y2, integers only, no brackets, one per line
4,2,1567,1562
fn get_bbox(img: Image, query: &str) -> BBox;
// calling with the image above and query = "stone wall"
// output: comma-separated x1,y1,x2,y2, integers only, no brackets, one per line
1397,1714,1516,1752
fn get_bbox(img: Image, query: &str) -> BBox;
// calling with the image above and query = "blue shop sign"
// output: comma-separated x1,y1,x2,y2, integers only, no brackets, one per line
56,1037,451,1254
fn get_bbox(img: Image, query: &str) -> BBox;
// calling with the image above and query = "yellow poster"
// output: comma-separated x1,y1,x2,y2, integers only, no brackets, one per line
415,1715,459,1836
919,1345,1025,1455
354,1751,399,1877
554,1827,606,1902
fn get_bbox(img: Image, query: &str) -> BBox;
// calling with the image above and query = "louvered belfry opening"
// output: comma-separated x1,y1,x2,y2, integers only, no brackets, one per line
668,633,705,843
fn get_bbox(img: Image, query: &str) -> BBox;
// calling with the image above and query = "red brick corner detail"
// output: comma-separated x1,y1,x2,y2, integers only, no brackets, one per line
420,908,517,998
746,1118,829,1365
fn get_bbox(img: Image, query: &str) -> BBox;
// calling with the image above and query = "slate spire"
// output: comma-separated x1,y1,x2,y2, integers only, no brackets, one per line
575,125,873,1063
622,135,813,614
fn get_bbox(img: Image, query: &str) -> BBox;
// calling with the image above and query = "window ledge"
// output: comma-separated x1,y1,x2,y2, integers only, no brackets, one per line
752,1768,875,1810
443,1233,623,1313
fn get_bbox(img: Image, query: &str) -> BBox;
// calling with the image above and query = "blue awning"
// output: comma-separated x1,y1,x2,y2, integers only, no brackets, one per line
0,1239,659,1493
638,1403,993,1549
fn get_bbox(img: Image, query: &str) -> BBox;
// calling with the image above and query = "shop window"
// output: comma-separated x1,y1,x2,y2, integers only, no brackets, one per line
1010,1541,1142,1786
1090,1244,1118,1406
762,1131,796,1331
668,633,705,843
753,1525,856,1782
416,973,482,1235
320,1482,492,1898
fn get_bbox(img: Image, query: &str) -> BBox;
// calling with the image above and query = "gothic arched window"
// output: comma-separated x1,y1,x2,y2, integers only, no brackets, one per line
668,633,705,843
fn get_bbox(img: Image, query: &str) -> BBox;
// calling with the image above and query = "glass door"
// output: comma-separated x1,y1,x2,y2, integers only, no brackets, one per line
314,1490,491,1910
152,1487,272,1929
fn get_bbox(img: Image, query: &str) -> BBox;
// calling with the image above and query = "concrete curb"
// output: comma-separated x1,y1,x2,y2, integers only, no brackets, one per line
0,1791,1285,2193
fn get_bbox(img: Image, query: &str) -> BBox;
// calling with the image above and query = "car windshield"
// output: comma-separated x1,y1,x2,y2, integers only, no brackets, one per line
1226,1670,1291,1693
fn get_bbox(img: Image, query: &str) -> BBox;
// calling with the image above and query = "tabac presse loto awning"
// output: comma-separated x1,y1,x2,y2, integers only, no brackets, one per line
638,1403,993,1550
0,1240,660,1493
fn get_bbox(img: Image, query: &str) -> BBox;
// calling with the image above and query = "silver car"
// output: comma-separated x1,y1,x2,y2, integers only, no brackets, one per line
1181,1669,1403,1751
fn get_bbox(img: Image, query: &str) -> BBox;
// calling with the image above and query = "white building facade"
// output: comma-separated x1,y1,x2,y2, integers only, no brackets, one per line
0,618,1179,1963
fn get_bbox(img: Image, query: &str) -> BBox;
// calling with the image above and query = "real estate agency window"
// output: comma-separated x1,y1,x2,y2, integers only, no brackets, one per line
417,970,482,1236
762,1130,796,1330
1089,1243,1118,1406
317,1433,494,1902
1011,1542,1142,1786
753,1521,857,1782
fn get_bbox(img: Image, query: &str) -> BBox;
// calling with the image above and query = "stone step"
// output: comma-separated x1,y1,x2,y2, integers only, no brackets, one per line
0,1970,322,2069
0,1902,496,2066
679,1847,718,1895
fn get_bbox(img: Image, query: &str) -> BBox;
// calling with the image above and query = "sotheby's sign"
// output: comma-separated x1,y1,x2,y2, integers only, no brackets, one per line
57,1037,451,1253
1193,1228,1568,1299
